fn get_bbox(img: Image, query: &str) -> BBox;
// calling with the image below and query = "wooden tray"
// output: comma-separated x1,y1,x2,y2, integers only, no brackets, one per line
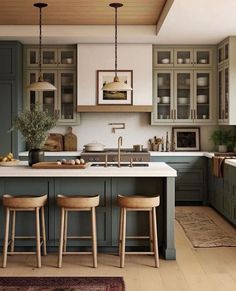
32,162,89,169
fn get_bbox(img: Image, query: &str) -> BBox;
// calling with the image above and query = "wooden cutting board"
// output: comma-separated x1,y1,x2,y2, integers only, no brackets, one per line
64,127,77,151
43,133,64,151
32,162,89,169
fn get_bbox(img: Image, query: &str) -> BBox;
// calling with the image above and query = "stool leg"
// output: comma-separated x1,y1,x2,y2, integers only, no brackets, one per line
58,207,65,268
35,207,41,268
120,208,126,268
63,210,68,252
152,207,159,268
149,210,154,253
41,206,47,256
10,210,16,253
91,207,97,268
3,208,10,268
118,207,124,256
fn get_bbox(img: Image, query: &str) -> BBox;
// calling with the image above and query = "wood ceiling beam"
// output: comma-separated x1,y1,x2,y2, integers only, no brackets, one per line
156,0,174,35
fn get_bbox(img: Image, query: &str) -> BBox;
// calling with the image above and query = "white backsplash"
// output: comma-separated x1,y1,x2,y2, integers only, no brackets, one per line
52,112,220,151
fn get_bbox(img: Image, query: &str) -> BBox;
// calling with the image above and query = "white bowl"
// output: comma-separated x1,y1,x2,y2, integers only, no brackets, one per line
177,58,183,64
184,58,191,64
161,96,170,103
177,97,188,104
62,94,73,103
197,77,208,86
197,95,208,103
161,58,170,64
199,59,207,64
158,77,164,86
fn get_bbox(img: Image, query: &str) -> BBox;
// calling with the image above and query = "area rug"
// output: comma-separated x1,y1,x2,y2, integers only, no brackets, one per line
0,277,125,291
175,207,236,248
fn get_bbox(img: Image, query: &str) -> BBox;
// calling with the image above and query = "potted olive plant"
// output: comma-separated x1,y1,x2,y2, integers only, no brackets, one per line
210,128,234,153
12,105,58,166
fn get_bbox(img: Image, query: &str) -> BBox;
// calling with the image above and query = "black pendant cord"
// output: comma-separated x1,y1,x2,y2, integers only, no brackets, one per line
115,6,117,78
39,6,42,80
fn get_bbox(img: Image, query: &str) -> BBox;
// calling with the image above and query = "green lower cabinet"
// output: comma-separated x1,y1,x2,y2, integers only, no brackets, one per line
151,156,207,203
0,178,54,247
111,177,164,247
54,178,112,247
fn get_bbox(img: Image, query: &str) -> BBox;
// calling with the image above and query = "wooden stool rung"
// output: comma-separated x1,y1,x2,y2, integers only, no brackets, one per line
125,251,155,255
8,251,37,255
62,251,93,255
67,235,92,239
126,236,150,240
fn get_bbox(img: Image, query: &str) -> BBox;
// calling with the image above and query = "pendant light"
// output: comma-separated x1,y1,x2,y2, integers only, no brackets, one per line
28,3,56,91
102,3,132,92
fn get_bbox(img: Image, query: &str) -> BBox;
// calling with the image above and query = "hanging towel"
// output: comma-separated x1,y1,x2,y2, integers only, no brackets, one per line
212,156,236,178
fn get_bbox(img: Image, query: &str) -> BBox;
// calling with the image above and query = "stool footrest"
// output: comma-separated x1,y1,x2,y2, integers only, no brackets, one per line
125,251,155,255
66,236,92,239
126,208,152,211
62,251,93,255
125,236,150,240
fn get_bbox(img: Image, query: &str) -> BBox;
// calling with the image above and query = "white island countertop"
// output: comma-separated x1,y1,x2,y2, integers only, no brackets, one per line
0,162,177,178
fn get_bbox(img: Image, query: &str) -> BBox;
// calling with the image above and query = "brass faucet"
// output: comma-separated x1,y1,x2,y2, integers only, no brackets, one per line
117,136,123,167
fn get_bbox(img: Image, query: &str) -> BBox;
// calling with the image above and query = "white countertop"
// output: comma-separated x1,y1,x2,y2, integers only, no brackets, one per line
19,151,82,157
0,162,177,178
149,151,212,157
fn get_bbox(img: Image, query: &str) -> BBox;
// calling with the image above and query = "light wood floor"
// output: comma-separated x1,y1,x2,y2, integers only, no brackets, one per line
1,206,236,291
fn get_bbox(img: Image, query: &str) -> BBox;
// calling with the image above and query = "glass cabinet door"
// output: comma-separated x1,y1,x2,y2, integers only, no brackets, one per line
58,48,76,67
224,67,229,121
174,49,193,66
154,71,173,122
42,49,57,66
218,68,224,120
194,49,212,66
41,71,57,115
175,71,192,121
194,71,211,121
26,71,40,108
27,49,39,67
154,49,173,67
59,71,76,122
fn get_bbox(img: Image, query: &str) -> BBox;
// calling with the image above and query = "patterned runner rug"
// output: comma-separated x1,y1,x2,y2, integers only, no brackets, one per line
175,207,236,247
0,277,125,291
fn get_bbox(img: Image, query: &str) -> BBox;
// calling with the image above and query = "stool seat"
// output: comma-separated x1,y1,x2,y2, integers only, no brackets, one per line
117,194,160,208
2,194,47,268
57,194,100,268
57,194,99,209
3,194,47,209
118,194,160,268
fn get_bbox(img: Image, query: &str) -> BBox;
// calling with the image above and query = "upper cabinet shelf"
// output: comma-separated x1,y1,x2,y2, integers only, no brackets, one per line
217,37,236,125
151,45,217,126
24,45,79,125
153,47,213,68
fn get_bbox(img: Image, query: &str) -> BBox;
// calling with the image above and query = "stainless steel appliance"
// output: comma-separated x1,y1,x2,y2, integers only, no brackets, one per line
81,148,150,163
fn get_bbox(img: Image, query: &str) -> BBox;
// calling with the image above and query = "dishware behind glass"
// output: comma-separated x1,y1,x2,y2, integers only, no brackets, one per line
177,58,183,64
184,58,190,64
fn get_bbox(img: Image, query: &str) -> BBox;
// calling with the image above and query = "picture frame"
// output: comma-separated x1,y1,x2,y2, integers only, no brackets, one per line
97,70,133,105
172,127,200,151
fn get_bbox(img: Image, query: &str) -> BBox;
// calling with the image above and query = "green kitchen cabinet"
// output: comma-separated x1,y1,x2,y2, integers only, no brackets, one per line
54,178,112,247
0,178,54,247
0,41,23,157
151,156,207,203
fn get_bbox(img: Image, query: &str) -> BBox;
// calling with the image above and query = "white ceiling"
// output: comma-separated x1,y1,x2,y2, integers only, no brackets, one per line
157,0,236,44
0,0,236,44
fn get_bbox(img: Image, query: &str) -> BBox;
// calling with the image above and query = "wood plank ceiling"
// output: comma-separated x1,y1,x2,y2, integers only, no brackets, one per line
0,0,167,25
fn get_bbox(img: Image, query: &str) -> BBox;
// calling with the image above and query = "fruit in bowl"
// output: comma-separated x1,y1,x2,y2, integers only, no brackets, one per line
0,153,20,166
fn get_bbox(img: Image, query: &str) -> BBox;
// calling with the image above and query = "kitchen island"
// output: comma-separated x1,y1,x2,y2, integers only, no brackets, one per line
0,162,177,260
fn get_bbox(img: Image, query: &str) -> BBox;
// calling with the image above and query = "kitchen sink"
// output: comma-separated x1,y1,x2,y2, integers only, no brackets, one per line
91,162,149,167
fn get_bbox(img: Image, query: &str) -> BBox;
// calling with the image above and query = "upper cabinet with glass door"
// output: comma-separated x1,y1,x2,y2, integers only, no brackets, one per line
153,46,213,68
24,45,79,125
26,46,76,68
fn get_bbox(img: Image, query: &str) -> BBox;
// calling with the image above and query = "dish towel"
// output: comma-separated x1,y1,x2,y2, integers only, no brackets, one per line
212,156,236,178
212,156,226,178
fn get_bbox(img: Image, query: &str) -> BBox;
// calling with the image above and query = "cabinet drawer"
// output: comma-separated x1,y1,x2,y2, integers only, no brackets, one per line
176,185,203,201
176,168,204,184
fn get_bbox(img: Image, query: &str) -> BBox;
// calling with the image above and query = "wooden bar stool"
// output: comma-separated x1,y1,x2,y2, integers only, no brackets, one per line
57,194,100,268
2,194,47,268
117,194,160,268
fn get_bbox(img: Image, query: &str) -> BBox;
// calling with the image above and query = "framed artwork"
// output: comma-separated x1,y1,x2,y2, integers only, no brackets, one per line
97,70,133,105
172,127,200,151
